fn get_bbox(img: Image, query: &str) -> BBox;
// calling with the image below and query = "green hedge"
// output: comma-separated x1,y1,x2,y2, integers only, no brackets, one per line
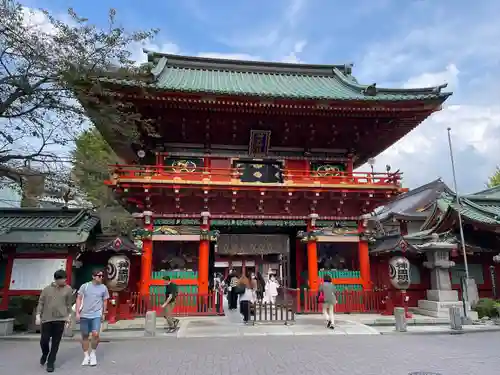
474,298,500,318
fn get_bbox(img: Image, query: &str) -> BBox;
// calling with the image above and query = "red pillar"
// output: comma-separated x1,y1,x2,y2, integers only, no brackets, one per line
307,214,319,291
139,211,153,297
65,253,73,287
358,220,371,290
0,254,14,310
198,212,210,294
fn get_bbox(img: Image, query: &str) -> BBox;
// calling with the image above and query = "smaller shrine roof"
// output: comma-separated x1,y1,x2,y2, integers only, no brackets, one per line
0,208,101,246
371,179,448,222
93,235,141,254
369,234,404,254
99,51,452,102
436,187,500,226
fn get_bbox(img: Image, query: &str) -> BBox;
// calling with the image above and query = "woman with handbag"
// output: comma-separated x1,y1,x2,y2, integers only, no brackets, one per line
318,275,336,329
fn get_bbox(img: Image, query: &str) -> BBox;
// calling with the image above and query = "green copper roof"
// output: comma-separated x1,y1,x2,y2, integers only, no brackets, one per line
101,51,452,102
0,208,101,246
436,188,500,226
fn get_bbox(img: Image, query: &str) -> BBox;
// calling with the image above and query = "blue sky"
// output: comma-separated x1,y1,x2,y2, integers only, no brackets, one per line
13,0,500,197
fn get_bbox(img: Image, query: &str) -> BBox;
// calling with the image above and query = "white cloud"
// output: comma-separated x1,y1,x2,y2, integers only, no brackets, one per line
354,1,500,193
281,40,307,63
403,64,459,91
356,64,500,193
20,7,57,35
197,52,261,61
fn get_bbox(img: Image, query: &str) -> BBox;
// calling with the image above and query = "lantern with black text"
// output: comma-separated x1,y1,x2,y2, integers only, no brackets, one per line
106,255,131,292
389,256,411,290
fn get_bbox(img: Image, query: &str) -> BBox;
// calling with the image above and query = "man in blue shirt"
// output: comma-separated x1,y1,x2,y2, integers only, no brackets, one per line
75,270,109,366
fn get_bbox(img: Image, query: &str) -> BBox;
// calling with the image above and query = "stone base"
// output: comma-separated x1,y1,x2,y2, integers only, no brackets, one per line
414,299,478,320
426,289,458,302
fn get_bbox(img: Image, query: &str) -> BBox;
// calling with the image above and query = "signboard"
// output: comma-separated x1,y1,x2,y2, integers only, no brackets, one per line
163,157,203,173
155,219,200,226
10,258,67,291
310,162,346,177
153,219,357,228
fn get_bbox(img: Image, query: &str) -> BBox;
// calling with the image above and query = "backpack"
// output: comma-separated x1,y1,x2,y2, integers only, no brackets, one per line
72,282,89,313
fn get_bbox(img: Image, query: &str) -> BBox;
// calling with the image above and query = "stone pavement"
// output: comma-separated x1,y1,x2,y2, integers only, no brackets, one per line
2,332,500,375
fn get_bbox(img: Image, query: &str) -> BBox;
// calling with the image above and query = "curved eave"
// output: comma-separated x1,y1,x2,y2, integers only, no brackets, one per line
96,75,451,103
437,191,500,226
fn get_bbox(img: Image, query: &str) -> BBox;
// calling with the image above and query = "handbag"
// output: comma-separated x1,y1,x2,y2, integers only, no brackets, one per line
317,291,324,304
233,285,245,295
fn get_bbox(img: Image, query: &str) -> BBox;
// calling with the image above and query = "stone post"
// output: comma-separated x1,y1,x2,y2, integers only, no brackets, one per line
394,307,407,332
422,250,457,302
144,310,157,336
449,306,463,331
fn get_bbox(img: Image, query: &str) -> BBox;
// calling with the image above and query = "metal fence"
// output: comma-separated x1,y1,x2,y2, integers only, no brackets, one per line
248,301,295,325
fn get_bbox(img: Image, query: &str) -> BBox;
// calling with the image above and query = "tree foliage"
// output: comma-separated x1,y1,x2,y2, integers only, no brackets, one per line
72,128,135,235
487,167,500,188
0,1,158,193
72,127,119,207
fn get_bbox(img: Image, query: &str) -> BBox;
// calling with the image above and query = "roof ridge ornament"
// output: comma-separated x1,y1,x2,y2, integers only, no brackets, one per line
150,56,168,81
363,83,377,96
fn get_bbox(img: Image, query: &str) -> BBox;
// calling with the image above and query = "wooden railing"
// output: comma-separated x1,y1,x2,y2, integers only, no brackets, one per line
108,164,402,188
129,292,224,317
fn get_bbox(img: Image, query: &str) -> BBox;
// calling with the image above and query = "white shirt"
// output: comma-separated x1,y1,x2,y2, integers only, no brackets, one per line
240,288,254,302
266,280,279,297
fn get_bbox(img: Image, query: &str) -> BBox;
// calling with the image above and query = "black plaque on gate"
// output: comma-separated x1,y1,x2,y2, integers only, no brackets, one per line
234,161,283,183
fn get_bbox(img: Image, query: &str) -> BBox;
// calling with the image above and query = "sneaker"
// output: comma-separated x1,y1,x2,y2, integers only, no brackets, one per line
81,353,90,366
326,321,331,328
89,351,97,366
40,355,47,366
46,363,55,372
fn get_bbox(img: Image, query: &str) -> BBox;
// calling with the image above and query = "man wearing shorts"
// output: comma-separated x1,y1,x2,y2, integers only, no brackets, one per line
161,276,179,330
75,270,109,366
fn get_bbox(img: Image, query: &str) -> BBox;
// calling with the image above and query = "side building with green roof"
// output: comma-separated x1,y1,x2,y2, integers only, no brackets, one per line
367,180,500,317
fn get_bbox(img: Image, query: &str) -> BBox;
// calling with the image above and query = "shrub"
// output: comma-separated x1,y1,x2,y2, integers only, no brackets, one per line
474,298,500,318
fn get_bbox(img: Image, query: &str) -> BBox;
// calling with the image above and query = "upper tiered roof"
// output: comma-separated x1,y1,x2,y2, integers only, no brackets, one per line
101,50,452,102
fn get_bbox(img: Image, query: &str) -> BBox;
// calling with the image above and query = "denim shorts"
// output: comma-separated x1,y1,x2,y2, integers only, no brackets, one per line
80,317,101,336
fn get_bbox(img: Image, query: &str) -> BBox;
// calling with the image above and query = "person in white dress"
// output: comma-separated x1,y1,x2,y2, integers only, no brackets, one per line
264,274,279,304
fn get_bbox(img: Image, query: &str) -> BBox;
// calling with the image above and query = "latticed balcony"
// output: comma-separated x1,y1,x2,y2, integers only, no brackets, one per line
107,164,403,190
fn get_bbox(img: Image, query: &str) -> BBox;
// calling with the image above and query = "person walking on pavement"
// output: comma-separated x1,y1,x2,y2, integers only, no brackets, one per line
36,269,73,372
161,276,179,331
318,274,337,329
75,270,109,367
226,270,240,310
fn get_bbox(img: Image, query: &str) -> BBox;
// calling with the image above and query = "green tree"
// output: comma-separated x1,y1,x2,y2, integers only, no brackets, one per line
0,1,157,193
487,167,500,188
72,128,119,207
72,128,135,234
